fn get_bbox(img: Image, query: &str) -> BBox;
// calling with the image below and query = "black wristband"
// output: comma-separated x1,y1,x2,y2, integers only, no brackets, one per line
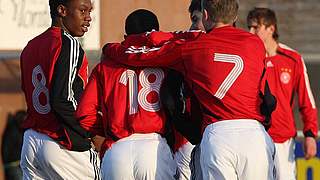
304,129,316,138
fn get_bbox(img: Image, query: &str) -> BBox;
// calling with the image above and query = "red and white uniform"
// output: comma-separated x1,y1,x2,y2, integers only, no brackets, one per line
76,60,168,153
106,26,268,129
20,27,89,149
76,34,178,180
104,26,276,180
265,43,318,180
20,27,99,179
266,43,318,142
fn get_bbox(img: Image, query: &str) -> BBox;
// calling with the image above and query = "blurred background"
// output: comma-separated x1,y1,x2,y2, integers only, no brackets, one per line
0,0,319,179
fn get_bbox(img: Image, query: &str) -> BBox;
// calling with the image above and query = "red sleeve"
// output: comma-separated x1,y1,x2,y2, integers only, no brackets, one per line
296,57,318,137
104,38,185,68
147,30,203,46
76,64,104,137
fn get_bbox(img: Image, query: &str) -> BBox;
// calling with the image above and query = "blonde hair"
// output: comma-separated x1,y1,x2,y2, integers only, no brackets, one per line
202,0,239,24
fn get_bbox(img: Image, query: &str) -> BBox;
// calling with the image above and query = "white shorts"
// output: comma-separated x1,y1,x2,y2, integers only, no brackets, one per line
274,138,296,180
20,129,100,180
101,133,177,180
174,141,195,180
200,119,276,180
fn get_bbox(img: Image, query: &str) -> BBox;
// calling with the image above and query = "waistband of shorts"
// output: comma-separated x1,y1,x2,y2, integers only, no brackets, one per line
118,133,164,142
205,119,265,131
24,129,51,139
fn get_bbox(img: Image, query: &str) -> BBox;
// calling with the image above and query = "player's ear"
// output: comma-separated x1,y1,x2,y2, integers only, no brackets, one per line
202,9,209,21
57,4,67,17
266,25,275,36
269,25,275,34
233,15,238,24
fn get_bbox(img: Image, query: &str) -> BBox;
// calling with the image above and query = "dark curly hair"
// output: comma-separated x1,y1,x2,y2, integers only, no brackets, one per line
188,0,202,14
49,0,70,19
125,9,159,35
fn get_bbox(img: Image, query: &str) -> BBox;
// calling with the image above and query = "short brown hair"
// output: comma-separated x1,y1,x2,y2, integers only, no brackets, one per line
202,0,239,24
247,7,279,40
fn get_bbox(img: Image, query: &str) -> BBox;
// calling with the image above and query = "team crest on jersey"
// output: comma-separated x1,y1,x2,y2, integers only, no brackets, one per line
280,68,292,84
266,61,274,68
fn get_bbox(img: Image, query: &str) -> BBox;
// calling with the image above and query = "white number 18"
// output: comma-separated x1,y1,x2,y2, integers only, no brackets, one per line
119,68,164,115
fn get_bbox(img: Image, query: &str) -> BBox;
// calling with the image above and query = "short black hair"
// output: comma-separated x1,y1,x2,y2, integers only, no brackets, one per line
247,7,279,40
125,9,159,35
49,0,69,19
188,0,202,14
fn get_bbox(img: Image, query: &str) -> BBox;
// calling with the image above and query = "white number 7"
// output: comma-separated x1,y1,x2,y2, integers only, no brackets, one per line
214,53,244,99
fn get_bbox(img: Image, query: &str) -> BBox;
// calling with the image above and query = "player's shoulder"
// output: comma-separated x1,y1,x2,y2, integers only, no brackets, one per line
33,27,61,42
100,49,128,69
235,28,265,53
22,28,60,54
277,43,302,62
240,28,264,45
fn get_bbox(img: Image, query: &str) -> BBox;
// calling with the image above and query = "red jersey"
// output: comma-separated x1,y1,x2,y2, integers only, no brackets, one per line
76,34,176,154
265,43,318,143
105,26,267,131
20,27,89,150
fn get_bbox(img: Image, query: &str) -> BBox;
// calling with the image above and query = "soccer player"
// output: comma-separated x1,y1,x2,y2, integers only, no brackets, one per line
167,1,204,180
19,0,100,179
76,9,177,180
247,7,318,180
103,0,276,179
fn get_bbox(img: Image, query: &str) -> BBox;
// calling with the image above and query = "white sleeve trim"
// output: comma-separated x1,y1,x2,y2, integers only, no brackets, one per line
64,32,80,110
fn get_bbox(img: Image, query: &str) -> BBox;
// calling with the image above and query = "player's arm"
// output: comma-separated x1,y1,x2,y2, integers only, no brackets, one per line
50,35,91,151
104,37,185,68
76,63,116,152
147,30,203,47
296,57,318,159
76,64,104,137
297,57,318,138
296,58,318,138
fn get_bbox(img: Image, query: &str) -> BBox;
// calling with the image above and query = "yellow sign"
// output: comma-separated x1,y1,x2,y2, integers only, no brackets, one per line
296,158,320,180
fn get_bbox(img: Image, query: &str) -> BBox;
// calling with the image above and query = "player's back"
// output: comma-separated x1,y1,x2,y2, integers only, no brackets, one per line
96,60,168,139
20,27,62,135
180,26,266,128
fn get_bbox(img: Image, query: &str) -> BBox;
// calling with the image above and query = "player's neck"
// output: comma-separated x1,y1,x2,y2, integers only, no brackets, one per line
265,38,278,57
214,22,231,28
51,18,70,35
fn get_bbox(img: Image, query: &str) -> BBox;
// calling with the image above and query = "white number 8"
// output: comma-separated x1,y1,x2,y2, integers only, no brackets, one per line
32,65,51,114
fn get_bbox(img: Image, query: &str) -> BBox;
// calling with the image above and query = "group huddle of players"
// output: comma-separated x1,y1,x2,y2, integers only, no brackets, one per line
19,0,318,180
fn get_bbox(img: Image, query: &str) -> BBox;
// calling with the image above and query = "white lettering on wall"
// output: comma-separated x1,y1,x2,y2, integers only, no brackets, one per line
0,0,100,50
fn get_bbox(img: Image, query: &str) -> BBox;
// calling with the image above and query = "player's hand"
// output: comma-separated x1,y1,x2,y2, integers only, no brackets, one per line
91,135,106,152
304,137,317,160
